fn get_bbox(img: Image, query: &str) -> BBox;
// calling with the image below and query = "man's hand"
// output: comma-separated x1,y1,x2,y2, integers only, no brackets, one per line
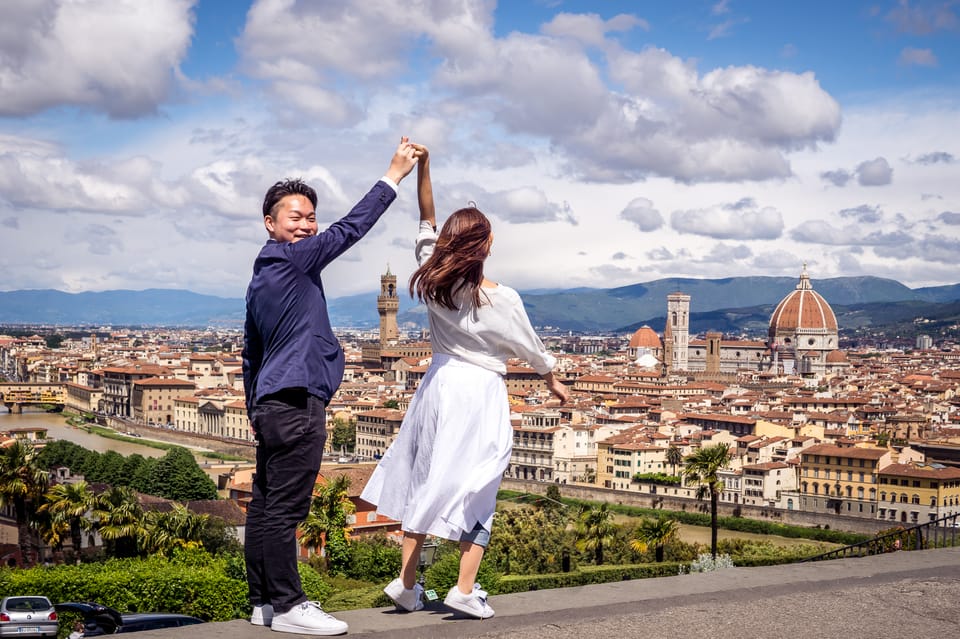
385,136,420,184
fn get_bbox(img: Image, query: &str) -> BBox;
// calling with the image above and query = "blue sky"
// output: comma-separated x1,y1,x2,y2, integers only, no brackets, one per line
0,0,958,301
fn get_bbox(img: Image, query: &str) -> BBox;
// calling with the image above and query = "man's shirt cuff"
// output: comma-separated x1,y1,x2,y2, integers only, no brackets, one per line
379,176,399,193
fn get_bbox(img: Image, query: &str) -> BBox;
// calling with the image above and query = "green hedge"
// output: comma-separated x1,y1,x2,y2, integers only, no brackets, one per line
632,473,682,486
0,550,338,620
496,562,683,594
498,491,870,545
0,553,246,621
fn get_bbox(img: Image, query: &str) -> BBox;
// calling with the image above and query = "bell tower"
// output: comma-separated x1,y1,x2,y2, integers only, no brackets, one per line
378,265,399,346
667,292,690,371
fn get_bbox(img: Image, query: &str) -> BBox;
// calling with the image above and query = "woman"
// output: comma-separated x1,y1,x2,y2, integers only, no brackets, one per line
361,146,568,619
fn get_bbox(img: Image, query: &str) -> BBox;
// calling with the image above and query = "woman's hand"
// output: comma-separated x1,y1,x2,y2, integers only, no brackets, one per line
411,143,429,163
545,373,569,404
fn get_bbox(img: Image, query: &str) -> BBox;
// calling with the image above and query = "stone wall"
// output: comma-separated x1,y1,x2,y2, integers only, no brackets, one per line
105,416,255,459
501,478,893,536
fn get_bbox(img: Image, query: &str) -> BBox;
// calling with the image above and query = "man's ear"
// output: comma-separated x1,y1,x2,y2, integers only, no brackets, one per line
264,215,275,235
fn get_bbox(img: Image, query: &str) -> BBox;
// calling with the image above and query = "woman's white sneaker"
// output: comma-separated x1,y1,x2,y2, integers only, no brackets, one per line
270,601,348,635
443,584,494,619
383,578,425,612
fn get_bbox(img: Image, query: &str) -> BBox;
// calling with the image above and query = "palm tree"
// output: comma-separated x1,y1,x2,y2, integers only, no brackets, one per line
682,443,732,558
142,503,209,556
298,475,355,572
0,440,50,567
39,481,95,562
90,486,145,558
630,516,680,562
666,445,684,476
575,503,618,565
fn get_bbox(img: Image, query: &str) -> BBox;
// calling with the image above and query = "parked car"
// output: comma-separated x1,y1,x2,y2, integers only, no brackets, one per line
0,596,59,638
56,601,203,637
114,613,204,633
53,602,121,636
55,603,203,635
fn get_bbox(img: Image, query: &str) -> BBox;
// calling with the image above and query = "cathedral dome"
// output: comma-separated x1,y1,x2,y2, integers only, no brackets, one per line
768,267,837,339
826,349,848,363
629,325,662,349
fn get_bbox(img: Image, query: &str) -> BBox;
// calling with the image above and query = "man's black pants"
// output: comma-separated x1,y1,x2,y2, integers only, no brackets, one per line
245,390,326,614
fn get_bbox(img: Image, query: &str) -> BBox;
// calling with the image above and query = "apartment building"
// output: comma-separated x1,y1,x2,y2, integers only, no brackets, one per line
798,443,892,519
507,409,562,482
354,408,405,460
131,377,196,425
877,463,960,525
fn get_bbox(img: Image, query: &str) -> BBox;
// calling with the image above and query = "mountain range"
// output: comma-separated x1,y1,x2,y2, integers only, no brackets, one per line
1,276,959,335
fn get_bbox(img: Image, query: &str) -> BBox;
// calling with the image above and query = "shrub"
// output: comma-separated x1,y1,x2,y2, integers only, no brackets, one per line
496,563,682,594
423,550,500,595
0,551,247,621
682,553,735,574
341,534,402,581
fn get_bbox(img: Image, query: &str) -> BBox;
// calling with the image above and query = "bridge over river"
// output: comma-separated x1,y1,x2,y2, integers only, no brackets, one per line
0,382,66,413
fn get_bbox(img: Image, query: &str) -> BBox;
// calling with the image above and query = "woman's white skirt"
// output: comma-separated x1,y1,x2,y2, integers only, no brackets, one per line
360,353,512,540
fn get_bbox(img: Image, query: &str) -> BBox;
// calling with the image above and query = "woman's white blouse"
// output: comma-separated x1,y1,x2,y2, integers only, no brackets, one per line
415,220,555,376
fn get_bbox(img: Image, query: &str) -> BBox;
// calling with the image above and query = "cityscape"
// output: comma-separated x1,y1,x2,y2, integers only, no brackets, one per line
1,1,959,633
3,265,960,567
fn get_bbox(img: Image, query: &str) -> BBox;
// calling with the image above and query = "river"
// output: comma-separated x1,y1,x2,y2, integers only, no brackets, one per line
0,408,254,486
0,409,168,458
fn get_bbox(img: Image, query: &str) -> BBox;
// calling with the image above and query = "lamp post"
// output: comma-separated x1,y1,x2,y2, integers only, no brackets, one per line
418,538,440,601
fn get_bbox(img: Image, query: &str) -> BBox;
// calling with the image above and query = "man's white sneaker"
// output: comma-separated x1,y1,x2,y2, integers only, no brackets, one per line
443,584,495,619
383,578,424,612
250,604,273,626
270,601,348,636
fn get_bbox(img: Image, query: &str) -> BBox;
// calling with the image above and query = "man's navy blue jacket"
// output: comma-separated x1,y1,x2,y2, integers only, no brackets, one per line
242,180,396,414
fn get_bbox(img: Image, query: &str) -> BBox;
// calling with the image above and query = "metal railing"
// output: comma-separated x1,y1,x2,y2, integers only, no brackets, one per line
803,512,960,562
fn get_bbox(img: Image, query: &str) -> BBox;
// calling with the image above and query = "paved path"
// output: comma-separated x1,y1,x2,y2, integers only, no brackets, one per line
129,546,960,639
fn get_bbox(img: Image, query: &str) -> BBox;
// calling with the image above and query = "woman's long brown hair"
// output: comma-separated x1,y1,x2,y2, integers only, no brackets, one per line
410,207,491,311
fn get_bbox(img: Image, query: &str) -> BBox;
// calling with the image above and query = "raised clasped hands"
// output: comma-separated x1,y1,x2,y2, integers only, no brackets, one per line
386,136,422,184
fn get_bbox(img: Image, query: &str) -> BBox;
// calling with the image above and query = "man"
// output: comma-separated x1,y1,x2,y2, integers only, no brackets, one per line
242,137,419,636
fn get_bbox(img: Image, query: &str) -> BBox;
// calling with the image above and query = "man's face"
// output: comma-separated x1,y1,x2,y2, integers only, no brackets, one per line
264,194,317,243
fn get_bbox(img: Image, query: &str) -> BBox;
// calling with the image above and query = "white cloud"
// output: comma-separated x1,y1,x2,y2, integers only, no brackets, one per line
700,243,753,263
0,0,194,117
875,234,960,264
789,220,911,246
482,186,577,225
752,250,802,270
65,224,123,256
670,198,784,240
898,47,938,67
939,211,960,224
541,12,648,47
914,151,954,164
838,204,883,224
820,169,853,187
619,197,663,231
885,1,960,35
856,157,893,186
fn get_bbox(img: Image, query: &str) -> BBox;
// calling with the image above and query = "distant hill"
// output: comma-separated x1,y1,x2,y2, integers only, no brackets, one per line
0,289,244,326
1,275,959,332
514,275,924,333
